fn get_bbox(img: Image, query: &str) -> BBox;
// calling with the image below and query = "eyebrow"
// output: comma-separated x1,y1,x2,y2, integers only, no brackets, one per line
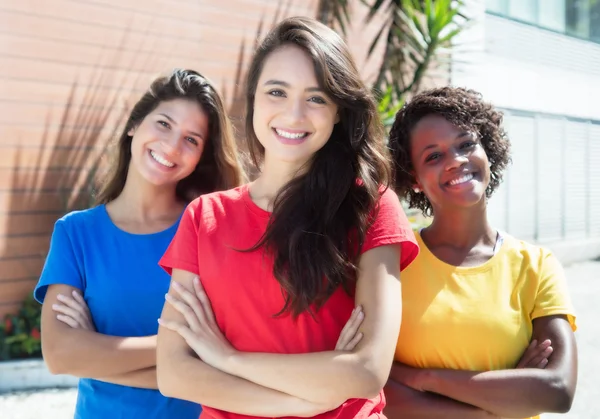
158,113,204,139
419,131,473,155
263,79,323,93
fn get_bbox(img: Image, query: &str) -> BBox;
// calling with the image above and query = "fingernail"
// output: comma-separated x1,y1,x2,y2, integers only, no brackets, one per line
172,281,181,289
194,276,200,284
57,294,65,301
165,293,172,301
358,311,364,318
157,319,164,325
52,304,59,309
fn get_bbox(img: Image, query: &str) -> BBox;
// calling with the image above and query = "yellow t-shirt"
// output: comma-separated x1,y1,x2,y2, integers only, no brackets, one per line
395,231,577,419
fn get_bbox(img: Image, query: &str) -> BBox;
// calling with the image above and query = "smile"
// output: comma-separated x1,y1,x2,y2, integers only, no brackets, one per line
447,173,474,186
149,150,175,168
274,128,310,139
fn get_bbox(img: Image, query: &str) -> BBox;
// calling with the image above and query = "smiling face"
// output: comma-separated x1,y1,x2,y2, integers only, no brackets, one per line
129,98,208,187
252,44,339,170
410,114,491,211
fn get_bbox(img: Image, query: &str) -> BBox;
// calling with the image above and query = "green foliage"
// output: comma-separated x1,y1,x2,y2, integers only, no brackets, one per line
0,294,42,360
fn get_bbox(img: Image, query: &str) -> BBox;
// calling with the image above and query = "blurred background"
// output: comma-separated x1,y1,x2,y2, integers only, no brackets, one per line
0,0,598,417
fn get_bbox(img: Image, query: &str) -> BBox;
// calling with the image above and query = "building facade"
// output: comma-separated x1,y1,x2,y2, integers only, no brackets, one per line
452,0,600,264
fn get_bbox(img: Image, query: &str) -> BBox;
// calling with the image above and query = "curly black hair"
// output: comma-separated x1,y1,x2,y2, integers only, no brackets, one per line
389,86,511,216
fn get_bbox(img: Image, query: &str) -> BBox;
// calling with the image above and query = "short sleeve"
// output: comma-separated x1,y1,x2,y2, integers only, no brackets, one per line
34,219,84,304
362,188,419,271
159,200,201,276
531,250,577,331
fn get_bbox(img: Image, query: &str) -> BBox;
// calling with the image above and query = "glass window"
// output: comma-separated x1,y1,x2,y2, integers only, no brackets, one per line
509,0,538,24
566,0,591,38
539,0,566,31
591,0,600,41
487,0,508,14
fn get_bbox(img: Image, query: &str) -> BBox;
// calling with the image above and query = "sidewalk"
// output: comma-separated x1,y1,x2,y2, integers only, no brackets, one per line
1,260,599,419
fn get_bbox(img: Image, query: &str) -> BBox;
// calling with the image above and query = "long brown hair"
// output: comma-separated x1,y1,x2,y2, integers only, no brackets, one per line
245,17,392,317
96,69,245,204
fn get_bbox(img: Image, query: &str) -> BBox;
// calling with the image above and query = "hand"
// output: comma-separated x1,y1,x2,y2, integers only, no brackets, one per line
159,277,237,371
335,306,364,351
52,290,96,331
516,338,553,369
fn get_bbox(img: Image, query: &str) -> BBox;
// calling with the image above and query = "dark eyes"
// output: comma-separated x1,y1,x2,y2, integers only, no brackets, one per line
157,120,199,146
424,141,476,163
267,89,327,104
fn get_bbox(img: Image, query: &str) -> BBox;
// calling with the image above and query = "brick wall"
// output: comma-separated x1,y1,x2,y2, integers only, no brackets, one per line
0,0,390,316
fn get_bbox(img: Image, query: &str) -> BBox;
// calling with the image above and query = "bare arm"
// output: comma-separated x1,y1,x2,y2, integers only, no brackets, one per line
414,315,577,417
216,245,402,406
41,284,157,377
156,269,335,417
96,368,158,389
383,380,497,419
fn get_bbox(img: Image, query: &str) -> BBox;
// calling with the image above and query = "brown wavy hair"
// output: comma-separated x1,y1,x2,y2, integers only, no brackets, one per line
389,86,511,216
244,17,392,317
96,69,245,204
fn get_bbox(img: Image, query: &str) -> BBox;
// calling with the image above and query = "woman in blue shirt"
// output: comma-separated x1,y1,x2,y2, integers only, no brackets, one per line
34,69,245,419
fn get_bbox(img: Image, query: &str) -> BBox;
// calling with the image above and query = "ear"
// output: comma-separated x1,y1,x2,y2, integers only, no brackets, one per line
334,111,340,124
412,173,423,193
127,126,136,137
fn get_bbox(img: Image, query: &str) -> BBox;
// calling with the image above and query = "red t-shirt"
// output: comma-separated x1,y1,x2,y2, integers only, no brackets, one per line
159,183,418,419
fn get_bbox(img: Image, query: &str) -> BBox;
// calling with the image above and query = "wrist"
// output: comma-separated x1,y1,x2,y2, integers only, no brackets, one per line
417,368,438,392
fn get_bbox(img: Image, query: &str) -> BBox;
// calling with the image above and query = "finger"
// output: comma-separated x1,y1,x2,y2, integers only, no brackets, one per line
516,339,541,368
536,358,549,369
343,331,363,351
165,293,203,332
56,314,80,329
342,307,364,344
71,291,88,309
336,307,358,349
192,277,217,326
528,346,554,368
52,303,86,325
172,282,209,326
57,294,89,320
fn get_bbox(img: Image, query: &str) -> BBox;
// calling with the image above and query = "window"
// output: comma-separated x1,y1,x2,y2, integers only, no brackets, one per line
540,0,566,31
487,0,600,43
567,0,591,37
509,0,537,24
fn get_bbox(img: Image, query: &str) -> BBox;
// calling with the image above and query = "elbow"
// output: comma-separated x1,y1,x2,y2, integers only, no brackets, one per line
353,355,390,401
547,377,575,413
156,361,178,398
41,341,70,376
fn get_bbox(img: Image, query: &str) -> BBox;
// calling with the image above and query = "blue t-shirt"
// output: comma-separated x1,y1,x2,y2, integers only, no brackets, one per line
34,205,202,419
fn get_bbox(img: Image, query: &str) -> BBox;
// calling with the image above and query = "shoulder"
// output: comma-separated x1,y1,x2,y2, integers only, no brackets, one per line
183,185,246,226
54,205,106,232
500,233,558,273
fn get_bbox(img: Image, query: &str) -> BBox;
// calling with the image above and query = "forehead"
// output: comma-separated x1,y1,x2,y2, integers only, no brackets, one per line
410,114,466,144
258,44,318,85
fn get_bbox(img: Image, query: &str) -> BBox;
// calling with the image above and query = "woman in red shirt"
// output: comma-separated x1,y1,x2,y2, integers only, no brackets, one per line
156,17,418,419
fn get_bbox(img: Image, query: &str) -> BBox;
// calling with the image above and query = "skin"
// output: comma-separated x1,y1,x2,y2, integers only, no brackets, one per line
41,98,208,388
384,115,578,419
156,45,403,413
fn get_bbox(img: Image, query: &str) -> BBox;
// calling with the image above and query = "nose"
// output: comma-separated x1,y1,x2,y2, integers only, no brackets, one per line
287,98,306,123
445,149,468,171
160,132,181,156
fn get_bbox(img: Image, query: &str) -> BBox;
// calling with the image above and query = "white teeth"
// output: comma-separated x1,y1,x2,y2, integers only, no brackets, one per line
275,128,308,139
150,151,175,168
448,173,474,186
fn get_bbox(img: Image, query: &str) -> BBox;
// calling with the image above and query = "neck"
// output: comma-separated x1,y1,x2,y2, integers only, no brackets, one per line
250,155,308,210
110,167,182,221
424,200,496,250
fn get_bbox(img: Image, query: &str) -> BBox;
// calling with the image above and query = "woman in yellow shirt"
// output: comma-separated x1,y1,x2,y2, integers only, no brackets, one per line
385,87,578,419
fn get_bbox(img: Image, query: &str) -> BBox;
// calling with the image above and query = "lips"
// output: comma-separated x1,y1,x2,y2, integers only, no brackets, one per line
149,150,175,168
273,128,310,139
